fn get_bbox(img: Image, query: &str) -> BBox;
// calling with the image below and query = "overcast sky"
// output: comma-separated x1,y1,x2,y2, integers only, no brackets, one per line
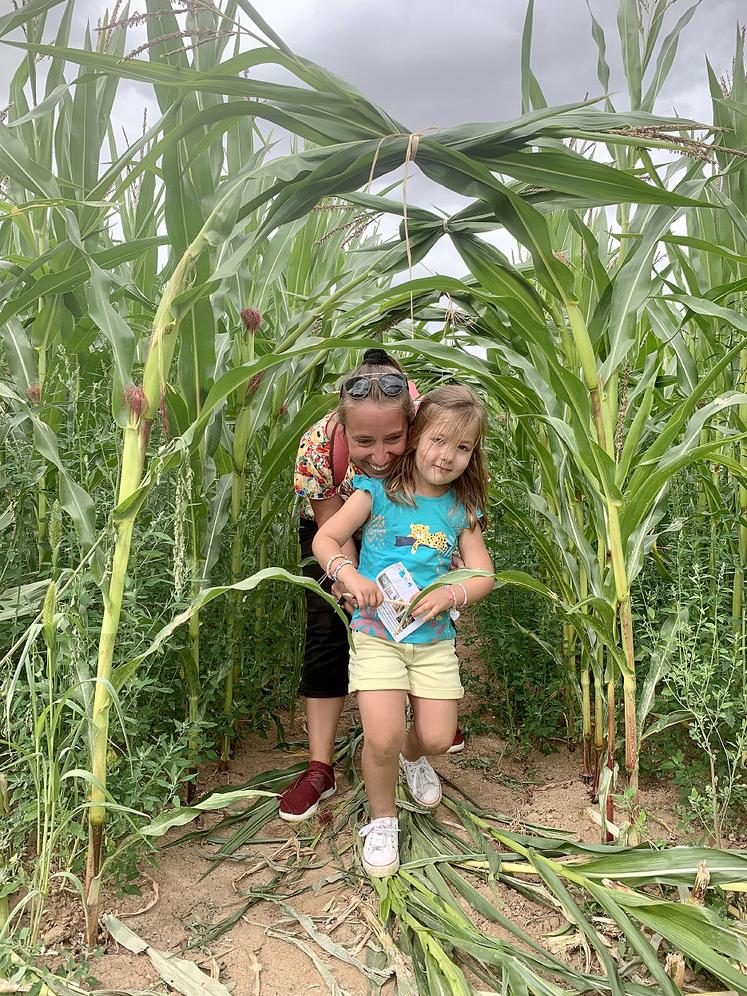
1,0,740,274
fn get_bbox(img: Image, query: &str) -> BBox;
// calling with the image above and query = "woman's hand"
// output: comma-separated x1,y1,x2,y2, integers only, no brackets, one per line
408,586,453,622
336,564,383,611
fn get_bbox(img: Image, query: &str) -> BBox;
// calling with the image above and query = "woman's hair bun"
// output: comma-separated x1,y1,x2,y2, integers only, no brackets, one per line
362,348,392,366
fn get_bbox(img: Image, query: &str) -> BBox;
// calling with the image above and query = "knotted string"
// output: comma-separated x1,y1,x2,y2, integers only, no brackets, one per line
366,128,438,323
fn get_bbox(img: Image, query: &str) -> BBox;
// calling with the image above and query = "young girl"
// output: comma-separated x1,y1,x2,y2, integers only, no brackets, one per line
312,385,494,876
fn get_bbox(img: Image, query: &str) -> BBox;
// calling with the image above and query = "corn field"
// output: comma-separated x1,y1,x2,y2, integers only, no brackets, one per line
1,0,746,992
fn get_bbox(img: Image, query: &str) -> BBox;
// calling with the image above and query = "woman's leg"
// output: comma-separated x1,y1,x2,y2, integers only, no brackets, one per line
403,696,459,760
357,689,408,818
307,696,346,765
279,523,349,822
298,520,350,764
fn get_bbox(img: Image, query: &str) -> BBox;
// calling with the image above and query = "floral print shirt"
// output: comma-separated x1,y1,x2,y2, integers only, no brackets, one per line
295,413,361,521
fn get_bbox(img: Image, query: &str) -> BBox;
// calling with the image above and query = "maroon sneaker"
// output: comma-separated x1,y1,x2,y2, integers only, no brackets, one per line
447,728,466,754
278,761,336,822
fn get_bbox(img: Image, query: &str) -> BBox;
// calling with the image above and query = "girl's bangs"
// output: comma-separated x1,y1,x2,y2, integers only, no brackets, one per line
425,405,483,444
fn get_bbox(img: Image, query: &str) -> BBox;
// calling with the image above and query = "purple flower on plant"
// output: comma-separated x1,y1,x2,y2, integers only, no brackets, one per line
241,308,262,333
246,373,263,397
123,384,147,419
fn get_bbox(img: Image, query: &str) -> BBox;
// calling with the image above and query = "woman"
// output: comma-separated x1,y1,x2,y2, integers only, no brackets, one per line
280,349,464,822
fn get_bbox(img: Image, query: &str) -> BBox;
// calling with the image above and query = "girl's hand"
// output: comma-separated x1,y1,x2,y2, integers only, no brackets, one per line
330,579,357,615
408,586,453,622
336,565,383,611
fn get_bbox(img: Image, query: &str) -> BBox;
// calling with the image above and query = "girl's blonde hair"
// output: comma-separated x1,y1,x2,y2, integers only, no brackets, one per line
337,349,415,426
386,384,488,528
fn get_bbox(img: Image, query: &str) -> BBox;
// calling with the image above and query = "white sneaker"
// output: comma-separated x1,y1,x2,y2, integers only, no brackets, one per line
359,817,400,877
399,754,442,808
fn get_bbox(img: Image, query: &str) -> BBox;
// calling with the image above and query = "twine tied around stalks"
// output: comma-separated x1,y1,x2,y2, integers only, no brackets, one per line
366,128,438,323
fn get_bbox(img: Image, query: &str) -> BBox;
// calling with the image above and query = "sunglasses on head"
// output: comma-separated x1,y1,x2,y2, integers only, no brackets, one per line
341,372,408,399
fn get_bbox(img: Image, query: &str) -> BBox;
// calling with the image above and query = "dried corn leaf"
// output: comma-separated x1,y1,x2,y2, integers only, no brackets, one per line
103,915,232,996
277,902,391,985
266,928,351,996
117,876,160,919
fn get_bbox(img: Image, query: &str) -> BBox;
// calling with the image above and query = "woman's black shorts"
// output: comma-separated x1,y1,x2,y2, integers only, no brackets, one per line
298,519,351,698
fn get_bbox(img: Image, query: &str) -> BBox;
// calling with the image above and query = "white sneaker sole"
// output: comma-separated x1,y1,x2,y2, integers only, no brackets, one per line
447,740,465,754
278,784,336,823
363,855,400,877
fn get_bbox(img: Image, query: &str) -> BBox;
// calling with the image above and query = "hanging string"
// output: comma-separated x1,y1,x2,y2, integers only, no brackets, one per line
365,129,437,324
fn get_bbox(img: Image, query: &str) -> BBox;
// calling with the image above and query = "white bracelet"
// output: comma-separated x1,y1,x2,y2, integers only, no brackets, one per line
456,582,468,607
325,553,346,577
331,559,354,582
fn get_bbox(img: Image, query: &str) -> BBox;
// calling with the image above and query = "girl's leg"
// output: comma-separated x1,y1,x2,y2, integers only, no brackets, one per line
404,696,459,760
357,689,408,818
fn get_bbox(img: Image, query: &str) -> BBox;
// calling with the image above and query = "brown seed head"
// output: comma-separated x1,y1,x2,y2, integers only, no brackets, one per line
26,382,41,404
159,391,171,439
123,384,147,419
246,373,263,397
241,307,262,333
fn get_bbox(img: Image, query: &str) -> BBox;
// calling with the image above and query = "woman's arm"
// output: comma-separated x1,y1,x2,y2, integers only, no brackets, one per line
311,491,383,610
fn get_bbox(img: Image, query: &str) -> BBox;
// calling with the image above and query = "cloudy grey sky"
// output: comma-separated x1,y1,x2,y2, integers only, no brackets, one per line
1,0,740,274
256,0,737,127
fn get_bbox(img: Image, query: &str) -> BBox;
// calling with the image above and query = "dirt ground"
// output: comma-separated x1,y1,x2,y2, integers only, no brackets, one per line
34,623,718,994
36,682,692,996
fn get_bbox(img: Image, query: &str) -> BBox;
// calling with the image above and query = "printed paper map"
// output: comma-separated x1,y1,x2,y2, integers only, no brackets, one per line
375,561,458,643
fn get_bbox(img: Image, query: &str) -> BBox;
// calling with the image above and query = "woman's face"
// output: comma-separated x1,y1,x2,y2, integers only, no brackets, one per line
342,402,409,478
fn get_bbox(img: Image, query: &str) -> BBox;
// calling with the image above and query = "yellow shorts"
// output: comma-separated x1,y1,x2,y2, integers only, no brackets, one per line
349,632,463,700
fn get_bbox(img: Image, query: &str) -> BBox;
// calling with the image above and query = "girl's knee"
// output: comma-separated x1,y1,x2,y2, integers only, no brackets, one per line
422,733,454,756
416,729,455,756
364,729,404,760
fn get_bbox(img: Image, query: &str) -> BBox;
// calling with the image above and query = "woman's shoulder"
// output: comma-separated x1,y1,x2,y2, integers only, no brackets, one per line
295,412,337,498
298,412,335,450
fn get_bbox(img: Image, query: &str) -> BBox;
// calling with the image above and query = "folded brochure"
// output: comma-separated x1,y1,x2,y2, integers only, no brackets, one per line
375,561,459,643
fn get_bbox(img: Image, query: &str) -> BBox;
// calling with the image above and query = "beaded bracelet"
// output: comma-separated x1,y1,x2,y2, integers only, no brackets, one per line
325,553,347,577
443,584,457,609
330,558,354,582
455,582,468,607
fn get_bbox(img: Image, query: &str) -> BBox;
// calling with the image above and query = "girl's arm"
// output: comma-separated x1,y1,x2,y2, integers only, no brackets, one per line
310,494,358,567
409,525,494,622
456,524,495,603
311,491,383,610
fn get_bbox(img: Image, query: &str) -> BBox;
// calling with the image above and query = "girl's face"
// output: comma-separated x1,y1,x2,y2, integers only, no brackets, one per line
414,415,478,492
342,402,409,478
